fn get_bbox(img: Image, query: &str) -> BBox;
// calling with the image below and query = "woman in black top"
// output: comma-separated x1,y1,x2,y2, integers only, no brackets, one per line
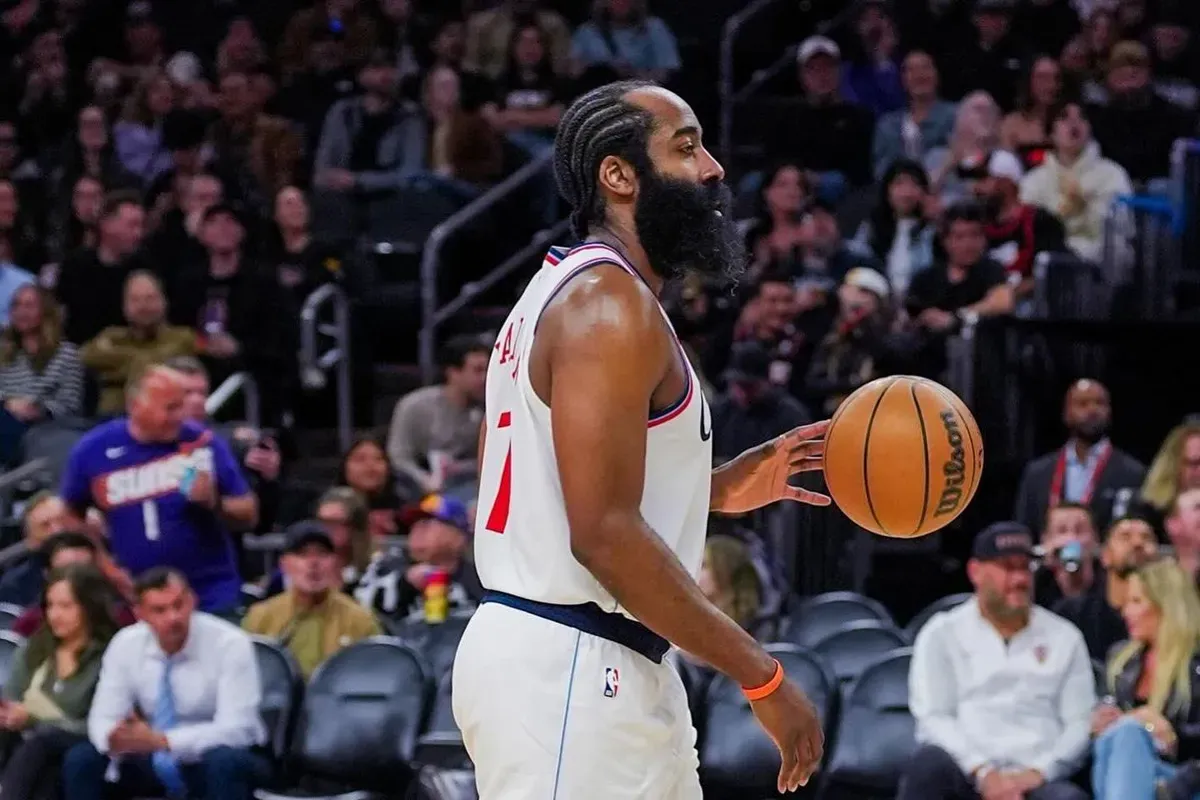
263,186,343,306
482,22,571,156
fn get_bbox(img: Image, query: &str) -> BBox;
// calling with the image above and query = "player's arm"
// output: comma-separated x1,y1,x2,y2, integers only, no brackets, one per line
544,265,776,688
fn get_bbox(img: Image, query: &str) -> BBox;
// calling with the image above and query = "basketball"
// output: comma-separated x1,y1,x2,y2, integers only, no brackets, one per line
823,376,983,538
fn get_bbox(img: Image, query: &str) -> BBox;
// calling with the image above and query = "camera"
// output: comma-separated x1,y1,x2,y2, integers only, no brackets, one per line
1034,540,1086,573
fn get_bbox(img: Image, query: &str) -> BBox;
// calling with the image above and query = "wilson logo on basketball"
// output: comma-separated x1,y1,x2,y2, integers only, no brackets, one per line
935,409,967,517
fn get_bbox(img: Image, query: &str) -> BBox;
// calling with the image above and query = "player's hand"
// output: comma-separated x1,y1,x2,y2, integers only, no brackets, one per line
749,678,824,792
710,421,830,515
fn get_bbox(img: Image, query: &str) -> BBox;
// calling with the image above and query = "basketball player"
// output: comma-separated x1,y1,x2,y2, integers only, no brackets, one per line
452,80,830,799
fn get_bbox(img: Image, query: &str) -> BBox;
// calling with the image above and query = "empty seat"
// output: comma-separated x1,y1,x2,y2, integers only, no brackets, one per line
0,603,23,631
904,593,973,642
699,644,838,799
393,612,472,678
822,649,916,797
0,630,23,687
781,592,894,649
251,637,304,767
18,422,87,488
811,622,909,686
258,636,432,799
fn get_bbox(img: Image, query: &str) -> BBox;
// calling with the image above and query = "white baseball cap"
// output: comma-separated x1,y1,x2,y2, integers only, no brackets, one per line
797,36,841,65
986,150,1025,183
843,267,891,299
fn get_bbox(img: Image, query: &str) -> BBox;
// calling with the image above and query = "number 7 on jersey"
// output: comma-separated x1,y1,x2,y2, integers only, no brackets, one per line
482,410,512,534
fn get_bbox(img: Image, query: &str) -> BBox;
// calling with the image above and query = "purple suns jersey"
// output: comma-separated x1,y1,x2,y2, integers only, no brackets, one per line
60,418,250,612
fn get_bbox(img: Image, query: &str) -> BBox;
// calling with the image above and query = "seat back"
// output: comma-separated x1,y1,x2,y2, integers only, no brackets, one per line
294,636,432,789
811,622,909,686
394,612,472,679
783,593,894,648
251,637,303,763
0,604,23,631
18,423,87,487
0,631,23,688
699,644,838,798
904,593,972,641
824,650,917,793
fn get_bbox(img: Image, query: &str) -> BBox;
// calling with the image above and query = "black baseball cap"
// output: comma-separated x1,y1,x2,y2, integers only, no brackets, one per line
724,341,772,384
283,521,334,554
972,521,1034,561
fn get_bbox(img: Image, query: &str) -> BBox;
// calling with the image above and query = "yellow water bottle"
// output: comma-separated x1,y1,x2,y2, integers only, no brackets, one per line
424,569,449,624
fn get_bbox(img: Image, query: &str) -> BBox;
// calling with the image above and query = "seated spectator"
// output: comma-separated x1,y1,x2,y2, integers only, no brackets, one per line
570,0,681,86
464,0,572,80
113,70,176,185
1015,379,1145,536
698,534,765,634
1141,422,1200,533
343,436,403,538
899,522,1092,800
242,523,379,679
925,90,1007,208
902,202,1015,376
265,187,342,306
840,0,904,117
0,285,83,460
422,65,504,186
1001,56,1063,170
1019,101,1132,262
81,271,197,418
0,181,37,305
481,21,571,156
805,268,897,416
0,565,117,800
1166,489,1200,581
872,50,957,181
710,341,811,464
853,159,937,298
1149,8,1200,112
936,0,1029,109
731,273,816,390
797,199,885,286
1057,515,1159,660
256,489,375,599
313,49,425,197
387,334,487,497
743,162,813,282
355,493,483,619
60,366,257,614
1091,558,1200,800
55,190,147,345
766,36,874,193
45,176,103,266
11,531,137,638
48,106,137,205
1087,41,1197,185
1037,502,1100,607
974,150,1067,299
62,568,269,800
278,0,379,83
0,492,69,606
143,111,213,233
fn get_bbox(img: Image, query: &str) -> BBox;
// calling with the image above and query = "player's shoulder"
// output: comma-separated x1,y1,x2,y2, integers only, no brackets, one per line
544,255,661,333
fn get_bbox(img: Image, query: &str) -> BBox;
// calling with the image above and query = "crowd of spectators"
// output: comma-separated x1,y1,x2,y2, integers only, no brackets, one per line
0,0,1196,797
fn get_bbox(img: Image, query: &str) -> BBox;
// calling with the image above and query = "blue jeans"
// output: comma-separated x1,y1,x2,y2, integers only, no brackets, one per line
1092,717,1191,800
62,741,272,800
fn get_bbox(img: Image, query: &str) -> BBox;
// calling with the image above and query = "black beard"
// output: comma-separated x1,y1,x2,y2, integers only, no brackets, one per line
1072,420,1109,444
632,167,746,284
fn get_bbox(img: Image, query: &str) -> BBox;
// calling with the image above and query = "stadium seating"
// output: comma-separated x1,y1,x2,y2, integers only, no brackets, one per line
821,649,916,799
903,593,973,642
699,643,838,799
0,604,22,631
810,622,909,687
251,637,305,774
393,611,473,678
256,636,431,799
0,631,22,688
780,592,895,649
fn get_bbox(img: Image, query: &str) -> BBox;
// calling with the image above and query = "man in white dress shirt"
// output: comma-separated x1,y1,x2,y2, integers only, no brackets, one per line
61,567,270,800
898,522,1094,800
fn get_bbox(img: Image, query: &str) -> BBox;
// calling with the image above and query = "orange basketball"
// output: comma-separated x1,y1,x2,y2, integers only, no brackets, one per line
823,376,983,538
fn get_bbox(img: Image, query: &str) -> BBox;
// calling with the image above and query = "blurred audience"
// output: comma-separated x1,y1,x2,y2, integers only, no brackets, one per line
466,0,572,80
854,159,937,298
0,492,69,606
710,340,811,464
872,50,957,181
1001,56,1063,168
341,437,403,537
1141,422,1200,532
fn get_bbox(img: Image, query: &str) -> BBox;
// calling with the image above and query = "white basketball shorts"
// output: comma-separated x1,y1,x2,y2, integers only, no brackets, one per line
452,601,703,800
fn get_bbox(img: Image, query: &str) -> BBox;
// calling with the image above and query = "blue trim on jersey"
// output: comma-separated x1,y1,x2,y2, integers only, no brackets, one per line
551,630,583,800
648,341,693,423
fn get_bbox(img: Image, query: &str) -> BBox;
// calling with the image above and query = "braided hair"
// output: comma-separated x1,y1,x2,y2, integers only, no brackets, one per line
553,80,658,239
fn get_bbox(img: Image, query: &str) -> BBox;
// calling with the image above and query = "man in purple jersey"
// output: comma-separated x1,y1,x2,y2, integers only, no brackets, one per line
60,366,258,612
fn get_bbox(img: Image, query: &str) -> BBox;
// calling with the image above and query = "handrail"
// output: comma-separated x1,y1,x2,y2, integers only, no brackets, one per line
0,458,49,493
204,371,260,430
718,0,779,163
300,283,352,454
419,149,556,383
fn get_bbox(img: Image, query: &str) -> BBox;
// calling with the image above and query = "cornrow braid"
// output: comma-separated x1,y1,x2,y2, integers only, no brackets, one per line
553,79,658,239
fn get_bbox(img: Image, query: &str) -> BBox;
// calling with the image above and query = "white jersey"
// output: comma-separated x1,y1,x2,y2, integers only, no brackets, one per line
473,241,713,612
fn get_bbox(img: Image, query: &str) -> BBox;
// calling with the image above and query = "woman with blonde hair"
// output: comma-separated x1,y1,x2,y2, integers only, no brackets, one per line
925,90,1005,206
1091,558,1200,799
1141,422,1200,527
698,535,764,633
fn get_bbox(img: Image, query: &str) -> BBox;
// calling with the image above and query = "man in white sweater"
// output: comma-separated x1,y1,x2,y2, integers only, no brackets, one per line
898,522,1094,800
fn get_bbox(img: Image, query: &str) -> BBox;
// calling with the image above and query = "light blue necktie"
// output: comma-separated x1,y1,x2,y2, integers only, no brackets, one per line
151,658,188,798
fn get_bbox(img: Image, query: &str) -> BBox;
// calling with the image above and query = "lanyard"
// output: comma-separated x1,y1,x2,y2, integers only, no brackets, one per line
1048,440,1113,507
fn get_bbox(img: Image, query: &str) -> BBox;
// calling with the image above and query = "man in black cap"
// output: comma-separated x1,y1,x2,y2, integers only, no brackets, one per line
242,521,380,679
710,341,811,465
899,522,1093,800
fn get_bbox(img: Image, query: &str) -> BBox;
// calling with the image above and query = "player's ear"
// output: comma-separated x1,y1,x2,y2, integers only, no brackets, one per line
598,154,637,201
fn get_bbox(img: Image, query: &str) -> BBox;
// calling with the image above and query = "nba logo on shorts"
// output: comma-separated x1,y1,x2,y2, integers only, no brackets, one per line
604,667,619,698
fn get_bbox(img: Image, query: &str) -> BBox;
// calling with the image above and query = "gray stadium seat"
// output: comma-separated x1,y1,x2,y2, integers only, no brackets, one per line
811,622,909,686
0,603,23,631
904,593,973,642
0,630,23,687
781,592,895,649
250,637,304,766
18,422,88,488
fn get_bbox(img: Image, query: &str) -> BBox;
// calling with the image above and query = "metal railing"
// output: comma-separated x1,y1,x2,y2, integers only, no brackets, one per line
300,283,353,453
0,457,51,571
419,149,556,383
204,371,260,429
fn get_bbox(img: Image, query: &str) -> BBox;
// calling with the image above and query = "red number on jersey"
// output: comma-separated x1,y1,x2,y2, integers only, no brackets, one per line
483,411,513,534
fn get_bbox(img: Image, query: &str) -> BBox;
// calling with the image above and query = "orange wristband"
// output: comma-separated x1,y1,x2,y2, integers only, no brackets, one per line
742,659,784,701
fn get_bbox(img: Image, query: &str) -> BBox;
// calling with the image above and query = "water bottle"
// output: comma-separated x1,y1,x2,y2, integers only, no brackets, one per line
424,569,449,624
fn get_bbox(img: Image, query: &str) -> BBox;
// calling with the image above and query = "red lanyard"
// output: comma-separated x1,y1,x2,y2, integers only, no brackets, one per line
1048,440,1113,507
